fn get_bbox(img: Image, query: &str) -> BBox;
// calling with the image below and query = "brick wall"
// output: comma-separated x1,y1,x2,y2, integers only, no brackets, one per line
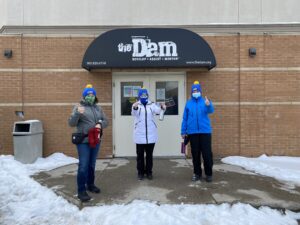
0,33,299,158
186,34,300,157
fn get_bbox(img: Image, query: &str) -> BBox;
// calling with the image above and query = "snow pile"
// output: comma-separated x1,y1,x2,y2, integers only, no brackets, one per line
26,152,78,175
0,154,85,225
82,201,300,225
0,154,299,225
222,154,300,186
0,153,78,176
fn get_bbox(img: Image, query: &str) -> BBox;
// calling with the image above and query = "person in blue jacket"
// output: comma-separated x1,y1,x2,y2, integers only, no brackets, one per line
181,81,214,182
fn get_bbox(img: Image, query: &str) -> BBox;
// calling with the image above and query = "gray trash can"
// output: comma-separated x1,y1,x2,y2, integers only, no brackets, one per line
13,120,44,164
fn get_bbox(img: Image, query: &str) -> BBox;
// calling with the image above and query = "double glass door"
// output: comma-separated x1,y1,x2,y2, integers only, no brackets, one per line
113,73,185,157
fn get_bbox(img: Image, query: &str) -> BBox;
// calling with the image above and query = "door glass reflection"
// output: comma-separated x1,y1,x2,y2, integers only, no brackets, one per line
121,82,143,116
156,81,178,115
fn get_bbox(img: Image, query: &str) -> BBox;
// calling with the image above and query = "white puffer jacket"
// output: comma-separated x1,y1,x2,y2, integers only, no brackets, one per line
132,101,162,144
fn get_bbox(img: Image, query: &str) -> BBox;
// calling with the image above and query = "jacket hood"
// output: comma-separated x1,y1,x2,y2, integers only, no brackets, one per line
191,81,202,95
138,88,148,98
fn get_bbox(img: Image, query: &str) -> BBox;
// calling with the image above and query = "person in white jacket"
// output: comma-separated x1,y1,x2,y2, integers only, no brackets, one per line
132,88,166,180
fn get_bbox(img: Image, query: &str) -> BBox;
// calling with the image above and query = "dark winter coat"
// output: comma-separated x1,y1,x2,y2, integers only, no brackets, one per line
68,100,109,143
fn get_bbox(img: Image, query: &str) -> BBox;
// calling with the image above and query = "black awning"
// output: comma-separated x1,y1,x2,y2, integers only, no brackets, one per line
82,28,216,70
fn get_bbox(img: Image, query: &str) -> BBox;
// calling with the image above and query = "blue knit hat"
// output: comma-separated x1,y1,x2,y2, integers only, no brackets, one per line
138,88,148,98
191,81,202,94
82,84,96,97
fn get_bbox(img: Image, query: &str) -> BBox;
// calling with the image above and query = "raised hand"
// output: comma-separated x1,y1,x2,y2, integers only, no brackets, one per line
77,104,85,114
132,101,139,108
205,96,210,106
160,103,166,110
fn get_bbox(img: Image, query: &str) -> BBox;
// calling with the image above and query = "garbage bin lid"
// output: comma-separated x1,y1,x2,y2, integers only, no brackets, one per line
21,120,40,123
13,119,43,135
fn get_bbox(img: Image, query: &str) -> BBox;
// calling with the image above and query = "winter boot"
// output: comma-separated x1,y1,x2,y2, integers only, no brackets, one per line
146,174,153,180
78,191,91,202
205,176,213,182
191,174,201,182
87,185,101,193
138,173,144,180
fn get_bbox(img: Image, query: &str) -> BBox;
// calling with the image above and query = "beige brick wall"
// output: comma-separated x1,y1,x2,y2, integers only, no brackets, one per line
186,34,300,157
0,34,299,158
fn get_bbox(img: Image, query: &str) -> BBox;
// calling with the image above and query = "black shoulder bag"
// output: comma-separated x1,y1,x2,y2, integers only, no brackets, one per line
71,133,87,144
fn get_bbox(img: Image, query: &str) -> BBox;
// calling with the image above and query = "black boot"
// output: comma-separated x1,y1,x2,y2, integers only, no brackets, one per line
138,173,144,180
78,191,91,202
146,173,153,180
191,174,201,182
87,185,101,193
205,176,213,182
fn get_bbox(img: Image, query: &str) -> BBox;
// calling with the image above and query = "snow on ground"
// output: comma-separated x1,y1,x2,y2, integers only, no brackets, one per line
222,154,300,187
0,153,300,225
26,153,79,175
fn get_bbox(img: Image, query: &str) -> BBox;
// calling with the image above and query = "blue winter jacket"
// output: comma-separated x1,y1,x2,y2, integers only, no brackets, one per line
181,97,214,135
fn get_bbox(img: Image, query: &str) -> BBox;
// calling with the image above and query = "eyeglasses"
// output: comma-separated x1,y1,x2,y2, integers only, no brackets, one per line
87,92,95,96
140,93,148,98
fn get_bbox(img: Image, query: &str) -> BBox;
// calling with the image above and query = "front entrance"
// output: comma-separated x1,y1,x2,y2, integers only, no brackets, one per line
113,72,185,157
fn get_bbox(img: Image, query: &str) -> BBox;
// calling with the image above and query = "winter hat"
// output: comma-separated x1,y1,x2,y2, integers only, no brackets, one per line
82,84,96,98
191,81,202,94
138,87,148,98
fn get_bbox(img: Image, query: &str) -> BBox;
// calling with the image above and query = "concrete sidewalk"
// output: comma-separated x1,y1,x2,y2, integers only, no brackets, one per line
32,158,300,211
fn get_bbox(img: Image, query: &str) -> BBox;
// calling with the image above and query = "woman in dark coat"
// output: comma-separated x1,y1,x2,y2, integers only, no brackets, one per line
69,84,109,202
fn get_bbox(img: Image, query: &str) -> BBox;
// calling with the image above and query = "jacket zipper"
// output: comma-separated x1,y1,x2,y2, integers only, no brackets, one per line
144,104,148,144
91,106,97,124
196,99,200,131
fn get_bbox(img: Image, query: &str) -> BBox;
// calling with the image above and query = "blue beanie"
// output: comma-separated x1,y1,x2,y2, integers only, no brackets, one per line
138,88,148,98
82,84,96,97
191,81,202,94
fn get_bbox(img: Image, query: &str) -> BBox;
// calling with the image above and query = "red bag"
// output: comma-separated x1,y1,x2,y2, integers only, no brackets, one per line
88,127,102,148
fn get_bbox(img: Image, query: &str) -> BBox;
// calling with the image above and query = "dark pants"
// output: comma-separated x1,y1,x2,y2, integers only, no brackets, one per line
189,134,213,177
76,143,100,193
136,143,155,175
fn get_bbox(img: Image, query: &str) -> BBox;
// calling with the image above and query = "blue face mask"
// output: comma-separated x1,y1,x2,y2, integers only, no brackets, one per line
140,97,148,105
192,92,201,99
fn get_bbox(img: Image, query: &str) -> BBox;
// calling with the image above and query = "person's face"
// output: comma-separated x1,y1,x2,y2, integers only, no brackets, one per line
140,93,148,99
192,89,201,99
85,93,96,104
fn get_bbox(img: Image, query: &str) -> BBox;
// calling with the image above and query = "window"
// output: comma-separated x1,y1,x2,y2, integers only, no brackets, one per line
121,82,143,116
155,81,178,115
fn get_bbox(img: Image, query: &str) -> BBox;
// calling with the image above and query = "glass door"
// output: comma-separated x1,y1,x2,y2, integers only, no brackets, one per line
113,73,185,157
149,75,184,156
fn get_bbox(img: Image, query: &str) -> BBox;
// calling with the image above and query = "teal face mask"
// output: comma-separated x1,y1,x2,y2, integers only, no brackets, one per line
85,95,95,104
